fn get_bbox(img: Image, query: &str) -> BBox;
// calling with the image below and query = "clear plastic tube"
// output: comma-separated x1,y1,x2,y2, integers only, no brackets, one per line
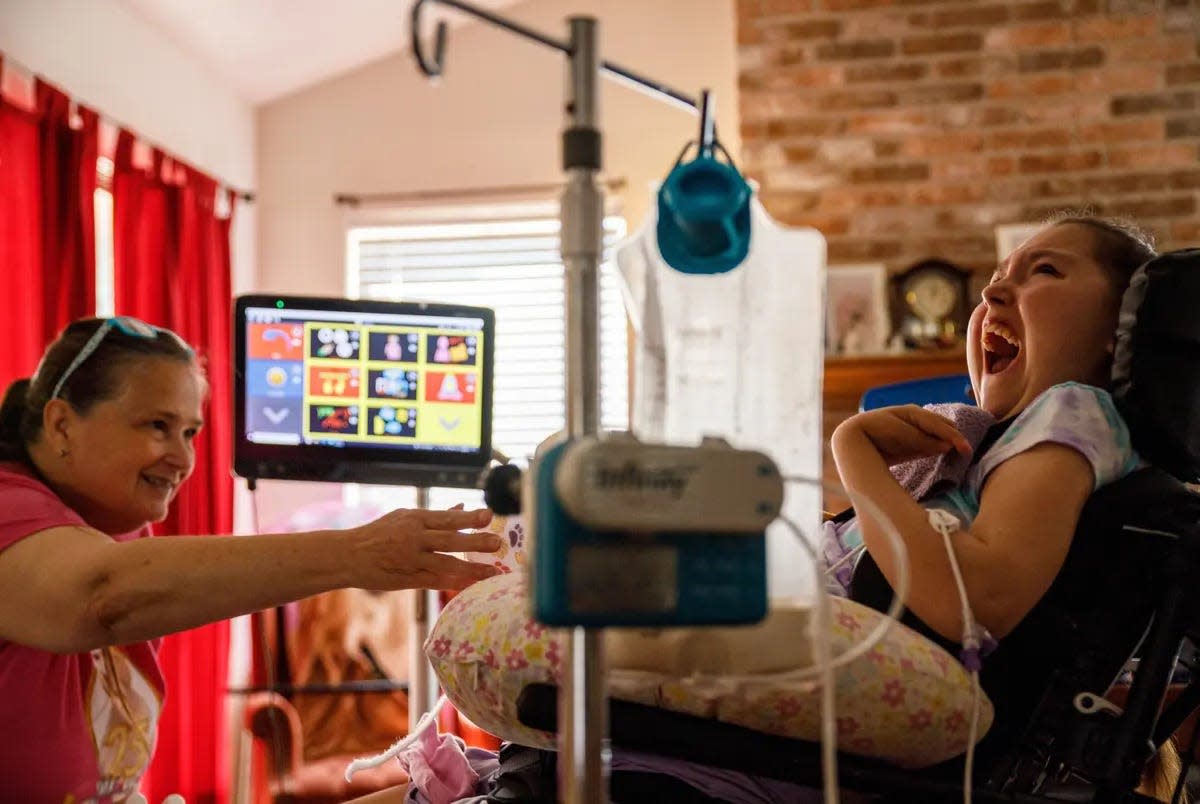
779,476,911,680
776,474,914,804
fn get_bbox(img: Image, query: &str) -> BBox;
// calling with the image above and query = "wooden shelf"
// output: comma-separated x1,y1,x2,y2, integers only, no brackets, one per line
824,348,966,409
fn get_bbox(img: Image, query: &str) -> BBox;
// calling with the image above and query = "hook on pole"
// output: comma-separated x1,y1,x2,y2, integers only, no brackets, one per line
411,0,447,78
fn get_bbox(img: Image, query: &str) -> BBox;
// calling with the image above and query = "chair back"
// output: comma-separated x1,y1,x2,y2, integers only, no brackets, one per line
1113,248,1200,483
989,466,1200,795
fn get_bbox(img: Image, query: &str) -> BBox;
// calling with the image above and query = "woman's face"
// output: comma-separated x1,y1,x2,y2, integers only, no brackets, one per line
967,223,1120,421
56,358,205,534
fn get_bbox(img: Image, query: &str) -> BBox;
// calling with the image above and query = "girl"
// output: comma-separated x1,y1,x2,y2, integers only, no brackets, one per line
830,214,1183,798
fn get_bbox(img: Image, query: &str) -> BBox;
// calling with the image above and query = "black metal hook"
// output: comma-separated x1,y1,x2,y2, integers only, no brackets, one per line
411,0,447,78
698,89,716,159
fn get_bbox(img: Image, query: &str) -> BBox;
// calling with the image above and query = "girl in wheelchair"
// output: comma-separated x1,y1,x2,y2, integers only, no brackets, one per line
829,214,1188,800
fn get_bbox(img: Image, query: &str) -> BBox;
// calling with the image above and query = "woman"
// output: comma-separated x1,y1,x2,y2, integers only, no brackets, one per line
0,317,501,802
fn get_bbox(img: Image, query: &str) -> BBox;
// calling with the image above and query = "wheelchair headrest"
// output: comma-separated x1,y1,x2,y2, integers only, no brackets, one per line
1112,248,1200,483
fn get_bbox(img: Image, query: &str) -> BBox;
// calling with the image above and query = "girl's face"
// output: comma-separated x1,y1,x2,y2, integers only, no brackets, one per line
967,223,1120,421
53,358,205,534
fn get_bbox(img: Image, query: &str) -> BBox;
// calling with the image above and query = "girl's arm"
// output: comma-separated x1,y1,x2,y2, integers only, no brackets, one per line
833,412,1093,641
0,507,499,654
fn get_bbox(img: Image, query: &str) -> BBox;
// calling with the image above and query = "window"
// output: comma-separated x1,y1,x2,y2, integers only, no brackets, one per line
95,156,115,316
345,200,629,509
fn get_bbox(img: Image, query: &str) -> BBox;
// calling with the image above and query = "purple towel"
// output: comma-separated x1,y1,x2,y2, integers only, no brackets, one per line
889,403,997,499
823,403,997,596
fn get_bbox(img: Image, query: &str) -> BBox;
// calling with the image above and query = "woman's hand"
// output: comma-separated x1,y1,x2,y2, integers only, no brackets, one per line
833,405,972,467
348,507,502,591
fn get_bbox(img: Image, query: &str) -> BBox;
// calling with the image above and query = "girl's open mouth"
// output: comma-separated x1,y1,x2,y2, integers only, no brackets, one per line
983,321,1020,375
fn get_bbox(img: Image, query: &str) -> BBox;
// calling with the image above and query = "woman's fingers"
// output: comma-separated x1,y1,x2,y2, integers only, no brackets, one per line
419,508,492,530
423,529,502,553
419,552,500,585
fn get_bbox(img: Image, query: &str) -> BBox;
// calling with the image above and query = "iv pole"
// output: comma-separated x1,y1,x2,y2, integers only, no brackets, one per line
410,3,716,801
559,17,607,803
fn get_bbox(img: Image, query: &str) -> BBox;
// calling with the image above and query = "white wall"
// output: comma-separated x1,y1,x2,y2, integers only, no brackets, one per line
0,0,257,295
257,0,739,295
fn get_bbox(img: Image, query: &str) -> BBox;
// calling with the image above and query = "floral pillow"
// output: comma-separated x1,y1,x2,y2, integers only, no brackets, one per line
427,571,994,767
428,571,557,749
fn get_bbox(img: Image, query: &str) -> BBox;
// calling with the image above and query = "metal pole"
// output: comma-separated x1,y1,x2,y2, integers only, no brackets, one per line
408,485,440,731
559,16,608,804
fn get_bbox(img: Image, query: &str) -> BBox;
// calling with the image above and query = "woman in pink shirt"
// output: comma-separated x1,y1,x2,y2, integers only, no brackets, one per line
0,317,501,803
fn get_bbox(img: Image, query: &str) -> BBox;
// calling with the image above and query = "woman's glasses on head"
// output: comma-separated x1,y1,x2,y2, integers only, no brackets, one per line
50,316,170,400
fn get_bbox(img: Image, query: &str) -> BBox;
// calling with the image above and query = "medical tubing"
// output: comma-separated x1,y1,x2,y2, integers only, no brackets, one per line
929,510,979,666
778,477,912,680
345,695,451,779
965,674,981,804
823,542,866,577
777,512,839,804
777,475,911,804
799,481,979,804
929,509,983,804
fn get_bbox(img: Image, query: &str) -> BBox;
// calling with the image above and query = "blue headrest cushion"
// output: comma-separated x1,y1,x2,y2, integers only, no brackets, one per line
1111,248,1200,482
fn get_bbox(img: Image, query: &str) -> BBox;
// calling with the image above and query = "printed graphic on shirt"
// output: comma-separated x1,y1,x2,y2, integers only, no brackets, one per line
86,648,160,799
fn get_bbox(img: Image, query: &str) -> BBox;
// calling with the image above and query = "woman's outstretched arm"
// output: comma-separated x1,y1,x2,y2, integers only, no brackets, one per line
0,507,499,653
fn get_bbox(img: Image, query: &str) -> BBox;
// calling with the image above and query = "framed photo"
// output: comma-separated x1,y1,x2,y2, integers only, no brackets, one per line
994,222,1044,261
826,264,890,356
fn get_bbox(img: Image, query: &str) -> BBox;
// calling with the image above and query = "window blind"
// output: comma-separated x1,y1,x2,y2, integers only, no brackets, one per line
345,202,628,506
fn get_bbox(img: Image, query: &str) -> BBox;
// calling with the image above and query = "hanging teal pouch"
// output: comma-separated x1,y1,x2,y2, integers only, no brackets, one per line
656,143,751,275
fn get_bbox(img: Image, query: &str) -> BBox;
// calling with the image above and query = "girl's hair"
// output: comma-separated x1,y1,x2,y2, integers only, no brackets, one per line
1045,212,1158,293
0,318,198,463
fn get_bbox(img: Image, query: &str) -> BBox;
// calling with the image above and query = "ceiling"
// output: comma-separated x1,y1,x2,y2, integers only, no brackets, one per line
118,0,520,105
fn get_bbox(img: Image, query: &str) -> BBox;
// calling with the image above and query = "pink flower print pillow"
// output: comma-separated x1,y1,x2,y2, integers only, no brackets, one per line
428,572,994,767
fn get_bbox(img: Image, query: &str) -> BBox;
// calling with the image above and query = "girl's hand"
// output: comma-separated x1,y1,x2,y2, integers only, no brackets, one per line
349,507,502,591
834,405,972,467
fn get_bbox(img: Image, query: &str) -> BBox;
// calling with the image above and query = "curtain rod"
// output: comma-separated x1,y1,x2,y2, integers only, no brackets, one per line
334,177,627,207
0,52,255,203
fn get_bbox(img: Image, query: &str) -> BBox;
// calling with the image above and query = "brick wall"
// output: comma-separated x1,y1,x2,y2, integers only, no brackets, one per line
737,0,1200,274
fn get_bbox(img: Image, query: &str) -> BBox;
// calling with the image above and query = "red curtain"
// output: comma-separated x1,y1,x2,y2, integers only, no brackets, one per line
36,77,97,343
0,57,43,385
0,61,99,386
114,128,235,804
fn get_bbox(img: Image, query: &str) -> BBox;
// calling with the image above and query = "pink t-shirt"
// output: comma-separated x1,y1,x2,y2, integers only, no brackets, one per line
0,462,164,804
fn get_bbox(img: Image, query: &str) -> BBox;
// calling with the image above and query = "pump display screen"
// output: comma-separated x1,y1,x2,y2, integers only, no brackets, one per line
234,295,494,487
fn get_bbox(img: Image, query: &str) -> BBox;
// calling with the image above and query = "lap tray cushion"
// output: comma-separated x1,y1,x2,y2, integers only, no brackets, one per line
426,572,992,768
